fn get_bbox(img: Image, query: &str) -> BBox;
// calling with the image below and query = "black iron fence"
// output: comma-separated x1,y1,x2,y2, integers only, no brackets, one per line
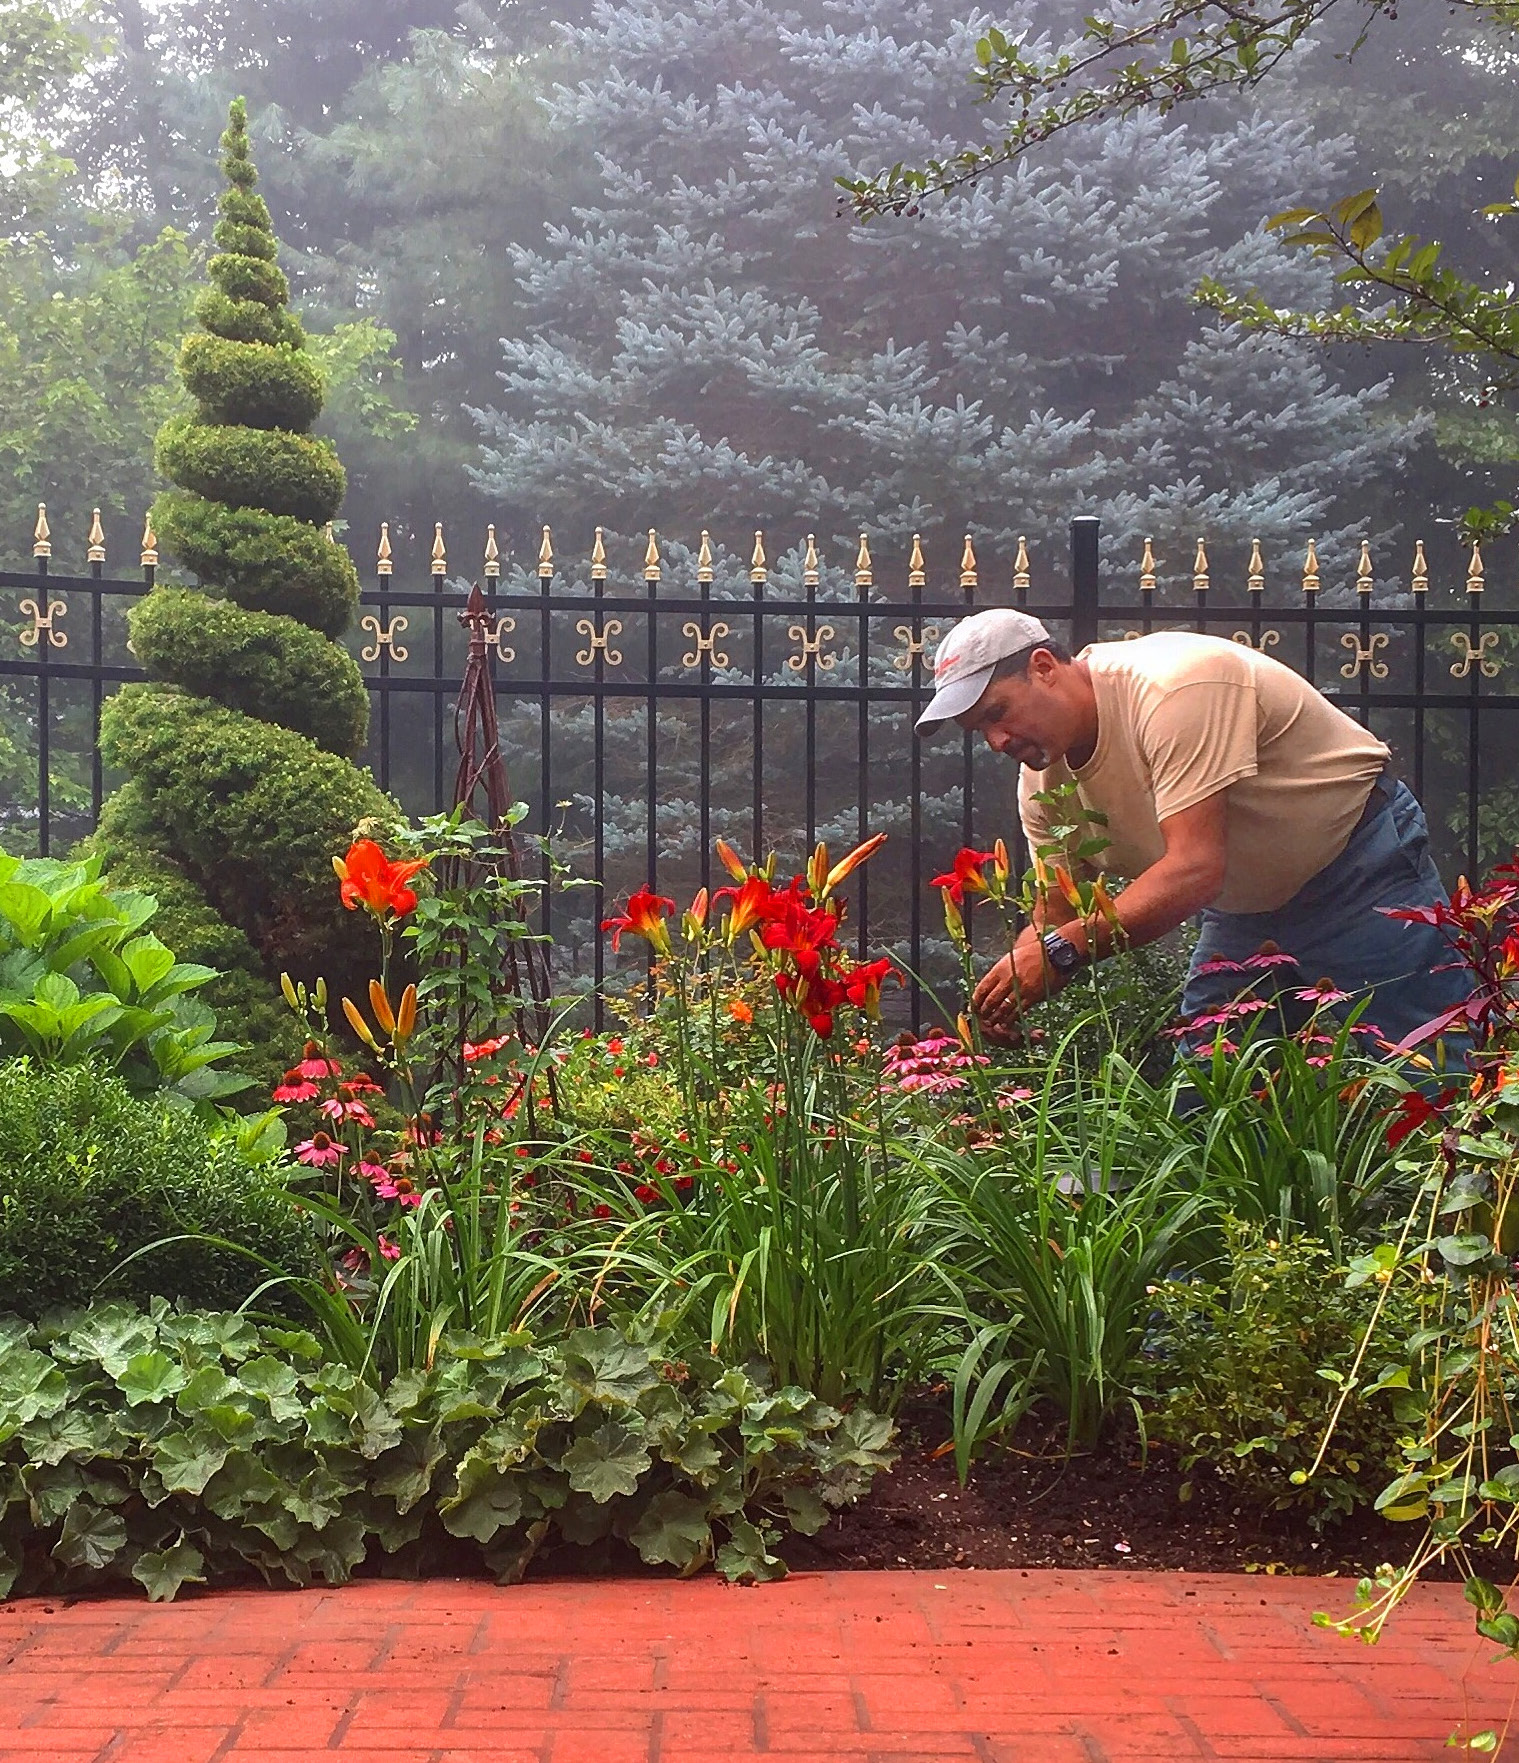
3,511,1518,1023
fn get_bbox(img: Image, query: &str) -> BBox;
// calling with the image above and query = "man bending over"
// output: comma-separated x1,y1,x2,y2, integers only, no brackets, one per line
914,609,1470,1054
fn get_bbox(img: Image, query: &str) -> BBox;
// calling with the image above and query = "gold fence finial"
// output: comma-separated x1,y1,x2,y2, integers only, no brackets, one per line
33,503,50,560
377,522,393,577
591,526,608,582
1139,537,1157,594
140,511,158,569
697,530,714,584
959,533,978,592
538,525,554,580
484,524,500,579
803,532,820,588
1247,539,1264,595
431,522,447,577
1467,540,1485,595
1411,539,1429,595
1302,539,1320,595
644,529,661,583
908,533,926,589
1192,539,1209,595
854,532,873,589
750,530,767,584
87,508,106,564
1013,535,1030,596
1357,540,1373,596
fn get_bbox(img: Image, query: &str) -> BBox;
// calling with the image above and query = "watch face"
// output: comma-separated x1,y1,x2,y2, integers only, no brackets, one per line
1045,935,1078,971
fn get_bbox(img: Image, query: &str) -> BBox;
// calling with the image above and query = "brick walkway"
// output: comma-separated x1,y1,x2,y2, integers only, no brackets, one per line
1,1570,1511,1761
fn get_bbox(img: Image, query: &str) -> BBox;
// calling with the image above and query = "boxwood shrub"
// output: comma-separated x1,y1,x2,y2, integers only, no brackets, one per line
0,1060,313,1317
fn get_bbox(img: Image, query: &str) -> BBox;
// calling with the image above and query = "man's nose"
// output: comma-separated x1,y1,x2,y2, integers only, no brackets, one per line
985,728,1011,754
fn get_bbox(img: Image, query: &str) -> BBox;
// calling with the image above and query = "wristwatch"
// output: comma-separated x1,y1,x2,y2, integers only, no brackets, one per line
1041,930,1083,974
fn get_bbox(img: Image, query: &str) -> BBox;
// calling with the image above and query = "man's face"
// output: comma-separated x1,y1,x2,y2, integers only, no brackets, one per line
955,654,1064,769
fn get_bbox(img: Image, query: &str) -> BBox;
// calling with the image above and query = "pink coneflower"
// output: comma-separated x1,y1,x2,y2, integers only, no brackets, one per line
1293,979,1354,1007
272,1076,321,1104
377,1234,402,1261
342,1074,384,1096
357,1161,391,1185
319,1096,376,1127
295,1132,343,1169
293,1044,343,1081
372,1170,424,1208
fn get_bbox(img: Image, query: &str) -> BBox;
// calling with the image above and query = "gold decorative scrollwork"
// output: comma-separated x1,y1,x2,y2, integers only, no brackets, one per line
891,623,940,673
1231,629,1282,652
681,620,731,670
575,616,624,668
485,615,516,666
1339,632,1389,680
359,614,409,663
786,623,836,672
18,597,66,650
1450,630,1500,681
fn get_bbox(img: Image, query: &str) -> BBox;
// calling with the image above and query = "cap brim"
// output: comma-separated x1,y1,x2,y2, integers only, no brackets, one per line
914,664,995,736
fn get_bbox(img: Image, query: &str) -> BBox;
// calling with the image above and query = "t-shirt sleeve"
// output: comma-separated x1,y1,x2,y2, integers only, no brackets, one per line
1142,680,1259,821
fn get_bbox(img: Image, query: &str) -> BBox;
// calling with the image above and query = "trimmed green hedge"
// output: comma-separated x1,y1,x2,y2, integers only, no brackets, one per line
207,251,288,307
178,334,325,431
156,417,345,524
192,289,304,351
99,686,390,983
0,1061,312,1318
130,588,369,757
0,1304,895,1598
152,490,359,637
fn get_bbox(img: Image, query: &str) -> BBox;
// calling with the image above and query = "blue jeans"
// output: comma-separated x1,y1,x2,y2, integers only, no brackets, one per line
1181,780,1471,1071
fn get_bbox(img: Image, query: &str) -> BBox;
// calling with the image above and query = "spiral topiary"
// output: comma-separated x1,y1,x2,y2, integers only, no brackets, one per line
90,98,393,1057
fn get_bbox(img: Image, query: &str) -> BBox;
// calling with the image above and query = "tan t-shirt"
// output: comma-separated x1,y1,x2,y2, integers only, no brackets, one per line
1017,633,1390,914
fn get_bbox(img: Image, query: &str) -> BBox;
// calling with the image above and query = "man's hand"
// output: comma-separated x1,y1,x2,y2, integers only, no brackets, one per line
973,928,1071,1038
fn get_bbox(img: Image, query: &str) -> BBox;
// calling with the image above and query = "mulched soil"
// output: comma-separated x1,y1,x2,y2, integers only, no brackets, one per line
780,1400,1481,1582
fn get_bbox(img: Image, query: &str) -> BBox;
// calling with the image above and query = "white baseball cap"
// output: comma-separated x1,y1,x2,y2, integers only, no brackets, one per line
914,609,1055,735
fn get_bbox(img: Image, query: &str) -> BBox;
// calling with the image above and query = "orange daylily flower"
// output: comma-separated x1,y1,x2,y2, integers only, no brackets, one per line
601,887,676,956
334,839,429,920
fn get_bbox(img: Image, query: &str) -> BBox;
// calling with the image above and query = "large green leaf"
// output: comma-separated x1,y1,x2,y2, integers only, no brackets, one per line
132,1539,206,1602
52,1501,127,1571
562,1421,652,1503
153,1428,232,1496
117,1351,188,1407
629,1490,712,1572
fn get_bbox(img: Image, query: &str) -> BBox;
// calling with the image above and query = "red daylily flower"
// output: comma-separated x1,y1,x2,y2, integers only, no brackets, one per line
1384,1087,1457,1150
930,848,998,906
602,886,676,955
715,874,776,939
334,839,429,920
842,956,897,1018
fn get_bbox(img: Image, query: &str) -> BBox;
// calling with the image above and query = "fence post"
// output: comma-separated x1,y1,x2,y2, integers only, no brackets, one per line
1070,515,1100,650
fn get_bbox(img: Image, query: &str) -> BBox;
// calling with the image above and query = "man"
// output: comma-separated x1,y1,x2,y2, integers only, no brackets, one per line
914,607,1471,1056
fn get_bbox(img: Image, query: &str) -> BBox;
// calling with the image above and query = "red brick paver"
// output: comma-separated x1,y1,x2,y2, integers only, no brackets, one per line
1,1570,1511,1761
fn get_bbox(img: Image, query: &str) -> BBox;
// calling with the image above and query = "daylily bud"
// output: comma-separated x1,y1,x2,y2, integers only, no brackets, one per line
369,979,397,1035
807,842,829,898
1090,878,1119,926
993,839,1010,885
942,890,966,945
714,838,748,882
826,832,887,892
395,983,417,1043
314,977,327,1010
956,1012,976,1052
682,887,709,942
280,971,299,1009
332,854,349,884
342,996,380,1050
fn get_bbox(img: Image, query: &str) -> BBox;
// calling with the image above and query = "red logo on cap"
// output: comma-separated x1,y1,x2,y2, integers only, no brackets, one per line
933,649,958,678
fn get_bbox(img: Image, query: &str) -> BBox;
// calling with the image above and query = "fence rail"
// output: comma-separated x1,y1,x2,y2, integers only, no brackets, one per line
3,510,1518,1027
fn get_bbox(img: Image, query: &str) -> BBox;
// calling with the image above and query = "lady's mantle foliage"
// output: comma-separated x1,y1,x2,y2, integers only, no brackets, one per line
0,1303,895,1599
